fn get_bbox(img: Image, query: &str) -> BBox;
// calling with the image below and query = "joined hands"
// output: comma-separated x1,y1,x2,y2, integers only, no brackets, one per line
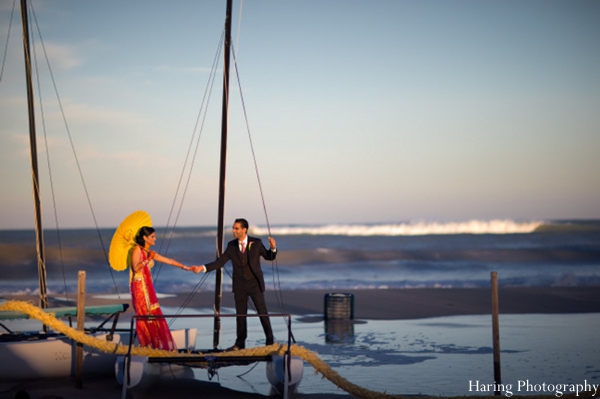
188,265,206,274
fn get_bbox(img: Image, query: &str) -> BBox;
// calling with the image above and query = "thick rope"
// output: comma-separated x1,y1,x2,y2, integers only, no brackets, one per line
2,300,400,398
4,301,594,399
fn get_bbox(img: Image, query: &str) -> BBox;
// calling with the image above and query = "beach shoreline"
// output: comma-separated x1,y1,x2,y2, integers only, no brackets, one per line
3,286,599,320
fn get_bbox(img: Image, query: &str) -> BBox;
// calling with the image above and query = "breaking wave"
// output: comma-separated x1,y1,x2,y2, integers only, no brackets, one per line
252,220,545,236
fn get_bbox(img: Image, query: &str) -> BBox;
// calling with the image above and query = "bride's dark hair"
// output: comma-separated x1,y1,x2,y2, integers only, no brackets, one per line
134,226,155,246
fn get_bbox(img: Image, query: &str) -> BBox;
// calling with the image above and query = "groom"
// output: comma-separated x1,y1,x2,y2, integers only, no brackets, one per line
197,218,276,350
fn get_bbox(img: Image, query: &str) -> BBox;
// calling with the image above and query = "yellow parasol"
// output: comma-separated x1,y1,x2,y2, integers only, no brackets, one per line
108,210,152,271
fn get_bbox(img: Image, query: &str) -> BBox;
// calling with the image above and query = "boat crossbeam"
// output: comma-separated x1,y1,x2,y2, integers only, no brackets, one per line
120,312,296,397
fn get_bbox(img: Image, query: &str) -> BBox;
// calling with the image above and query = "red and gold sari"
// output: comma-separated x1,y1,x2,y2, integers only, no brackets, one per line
130,246,176,350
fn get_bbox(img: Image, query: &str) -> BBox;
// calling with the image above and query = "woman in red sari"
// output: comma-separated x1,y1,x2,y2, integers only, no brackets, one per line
130,226,199,350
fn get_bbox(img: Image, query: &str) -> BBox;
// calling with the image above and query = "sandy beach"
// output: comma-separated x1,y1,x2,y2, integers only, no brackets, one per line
5,286,600,319
2,287,599,399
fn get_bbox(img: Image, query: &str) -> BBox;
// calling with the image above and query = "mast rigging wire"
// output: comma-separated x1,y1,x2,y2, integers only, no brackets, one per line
140,3,289,328
28,2,69,301
231,43,290,331
6,2,285,320
152,30,225,285
25,1,122,299
168,272,211,327
0,0,17,84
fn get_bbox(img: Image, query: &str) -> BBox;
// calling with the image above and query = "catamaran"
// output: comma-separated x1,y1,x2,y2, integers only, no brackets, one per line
114,0,303,397
0,0,302,395
0,0,129,381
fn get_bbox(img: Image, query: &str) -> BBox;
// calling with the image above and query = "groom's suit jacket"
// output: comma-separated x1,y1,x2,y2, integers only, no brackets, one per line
204,236,276,292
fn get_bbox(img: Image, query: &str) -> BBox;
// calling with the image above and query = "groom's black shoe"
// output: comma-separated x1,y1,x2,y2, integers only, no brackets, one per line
225,344,244,352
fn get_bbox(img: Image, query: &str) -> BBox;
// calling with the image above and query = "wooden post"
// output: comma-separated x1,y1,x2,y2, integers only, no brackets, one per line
491,271,501,395
75,270,86,388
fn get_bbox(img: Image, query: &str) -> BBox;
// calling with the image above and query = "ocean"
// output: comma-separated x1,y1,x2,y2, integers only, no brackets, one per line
1,219,599,296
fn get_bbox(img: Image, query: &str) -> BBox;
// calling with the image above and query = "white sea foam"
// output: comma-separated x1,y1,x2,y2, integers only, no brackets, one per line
252,219,544,236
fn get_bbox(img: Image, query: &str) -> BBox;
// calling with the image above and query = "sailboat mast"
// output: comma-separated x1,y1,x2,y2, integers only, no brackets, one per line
213,0,233,349
20,0,48,309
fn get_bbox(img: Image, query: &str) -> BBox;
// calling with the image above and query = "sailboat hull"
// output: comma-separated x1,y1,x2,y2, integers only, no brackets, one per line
0,333,124,380
115,356,161,389
115,328,197,389
266,355,304,395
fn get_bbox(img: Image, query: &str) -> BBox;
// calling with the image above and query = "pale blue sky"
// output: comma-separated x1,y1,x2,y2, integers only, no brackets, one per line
1,0,599,230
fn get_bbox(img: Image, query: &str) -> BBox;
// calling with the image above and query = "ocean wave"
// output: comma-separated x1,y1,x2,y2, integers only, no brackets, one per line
252,220,545,236
1,269,599,295
161,228,217,239
275,246,600,268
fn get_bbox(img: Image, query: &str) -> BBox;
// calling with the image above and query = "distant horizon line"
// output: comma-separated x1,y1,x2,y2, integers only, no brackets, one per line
2,218,599,235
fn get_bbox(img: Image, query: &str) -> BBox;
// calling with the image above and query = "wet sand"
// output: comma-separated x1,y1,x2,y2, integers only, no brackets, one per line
5,287,600,320
5,286,598,320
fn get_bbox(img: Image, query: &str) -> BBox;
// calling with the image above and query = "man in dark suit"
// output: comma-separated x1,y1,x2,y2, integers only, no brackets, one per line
198,218,276,350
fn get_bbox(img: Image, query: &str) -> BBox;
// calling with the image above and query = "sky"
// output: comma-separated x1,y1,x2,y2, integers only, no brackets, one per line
0,0,599,230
